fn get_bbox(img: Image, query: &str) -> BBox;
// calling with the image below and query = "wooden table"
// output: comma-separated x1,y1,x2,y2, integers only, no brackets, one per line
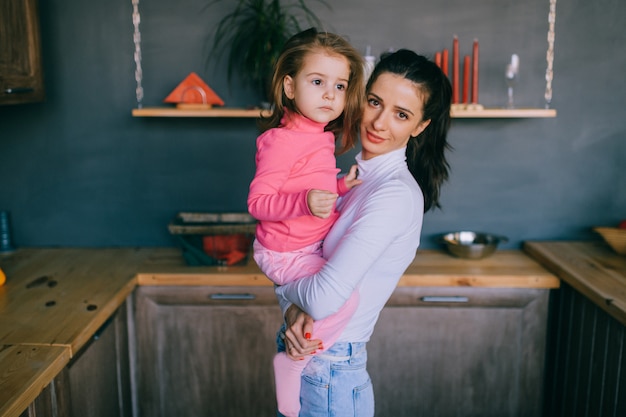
0,247,559,417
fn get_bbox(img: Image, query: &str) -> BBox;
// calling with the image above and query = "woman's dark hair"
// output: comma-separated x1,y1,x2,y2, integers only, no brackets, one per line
259,28,365,154
367,49,452,212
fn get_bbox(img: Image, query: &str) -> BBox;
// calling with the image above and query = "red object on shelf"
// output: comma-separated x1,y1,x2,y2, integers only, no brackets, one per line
164,72,225,106
435,51,442,68
442,49,449,77
463,55,470,103
452,36,459,103
202,234,252,266
472,40,479,104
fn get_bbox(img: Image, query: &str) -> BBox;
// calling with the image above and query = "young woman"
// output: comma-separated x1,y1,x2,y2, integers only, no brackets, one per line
246,28,365,417
274,49,453,416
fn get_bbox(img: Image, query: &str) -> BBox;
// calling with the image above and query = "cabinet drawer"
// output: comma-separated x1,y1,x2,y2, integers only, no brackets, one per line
387,286,543,308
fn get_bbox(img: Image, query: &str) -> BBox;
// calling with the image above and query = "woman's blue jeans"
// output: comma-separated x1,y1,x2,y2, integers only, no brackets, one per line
277,328,375,417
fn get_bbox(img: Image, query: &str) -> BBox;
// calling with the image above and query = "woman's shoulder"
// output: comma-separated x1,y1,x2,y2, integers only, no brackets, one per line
379,167,422,193
363,173,423,211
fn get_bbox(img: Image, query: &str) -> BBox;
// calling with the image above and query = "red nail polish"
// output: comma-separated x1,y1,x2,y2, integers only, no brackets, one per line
305,332,311,340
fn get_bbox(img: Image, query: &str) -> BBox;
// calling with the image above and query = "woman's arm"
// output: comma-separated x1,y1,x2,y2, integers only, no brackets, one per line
275,182,419,319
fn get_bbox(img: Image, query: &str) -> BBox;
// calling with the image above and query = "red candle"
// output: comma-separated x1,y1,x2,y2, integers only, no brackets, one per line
435,51,442,68
472,39,479,104
452,36,459,103
463,55,470,103
442,49,449,77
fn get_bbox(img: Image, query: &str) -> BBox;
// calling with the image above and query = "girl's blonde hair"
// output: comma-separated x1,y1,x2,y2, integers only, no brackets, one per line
258,28,364,155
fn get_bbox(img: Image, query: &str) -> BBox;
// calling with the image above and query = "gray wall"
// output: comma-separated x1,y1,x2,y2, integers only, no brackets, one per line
0,0,624,249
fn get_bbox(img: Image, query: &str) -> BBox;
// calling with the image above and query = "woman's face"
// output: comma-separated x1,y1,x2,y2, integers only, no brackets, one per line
360,73,431,160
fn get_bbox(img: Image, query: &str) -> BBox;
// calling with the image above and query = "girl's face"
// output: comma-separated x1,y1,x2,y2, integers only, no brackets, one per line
360,73,431,160
283,50,350,125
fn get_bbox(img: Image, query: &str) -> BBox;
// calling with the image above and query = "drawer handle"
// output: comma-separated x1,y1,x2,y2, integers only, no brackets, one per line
210,293,256,300
5,87,34,94
421,296,469,303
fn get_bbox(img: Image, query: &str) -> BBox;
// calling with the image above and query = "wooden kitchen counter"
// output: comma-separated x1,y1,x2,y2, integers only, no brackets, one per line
0,248,159,355
0,248,163,417
0,246,559,417
0,247,561,349
0,345,70,417
136,247,560,288
524,240,626,326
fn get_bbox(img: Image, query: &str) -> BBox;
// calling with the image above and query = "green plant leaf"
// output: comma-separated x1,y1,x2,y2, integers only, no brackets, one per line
205,0,331,100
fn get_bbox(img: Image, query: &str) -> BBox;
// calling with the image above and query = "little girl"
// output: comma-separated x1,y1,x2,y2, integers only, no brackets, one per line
247,28,365,417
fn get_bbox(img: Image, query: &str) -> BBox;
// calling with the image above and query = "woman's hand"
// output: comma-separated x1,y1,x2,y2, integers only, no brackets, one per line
307,189,338,219
283,304,323,360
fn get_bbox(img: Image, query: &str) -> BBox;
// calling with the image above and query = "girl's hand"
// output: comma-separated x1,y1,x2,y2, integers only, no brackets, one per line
344,165,362,190
283,304,323,360
307,189,338,219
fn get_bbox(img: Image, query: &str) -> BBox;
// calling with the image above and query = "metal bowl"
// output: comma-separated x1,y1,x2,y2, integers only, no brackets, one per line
440,231,508,259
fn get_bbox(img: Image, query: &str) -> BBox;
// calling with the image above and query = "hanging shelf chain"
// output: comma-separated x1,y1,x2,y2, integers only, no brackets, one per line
545,0,556,108
132,0,144,108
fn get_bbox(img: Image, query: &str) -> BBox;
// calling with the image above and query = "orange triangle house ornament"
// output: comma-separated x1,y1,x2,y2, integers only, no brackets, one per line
164,72,225,109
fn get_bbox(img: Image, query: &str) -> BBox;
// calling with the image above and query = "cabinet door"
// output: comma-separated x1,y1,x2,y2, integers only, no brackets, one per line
134,285,283,417
367,287,549,417
18,374,71,417
0,0,44,105
66,301,133,417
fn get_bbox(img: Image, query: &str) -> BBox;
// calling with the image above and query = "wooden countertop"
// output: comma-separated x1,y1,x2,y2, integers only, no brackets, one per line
0,345,70,417
0,246,558,417
136,247,560,288
524,240,626,327
0,248,162,417
0,248,157,354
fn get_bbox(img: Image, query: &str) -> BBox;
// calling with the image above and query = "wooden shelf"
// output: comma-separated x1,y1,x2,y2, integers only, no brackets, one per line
451,107,556,118
132,107,269,118
132,106,556,119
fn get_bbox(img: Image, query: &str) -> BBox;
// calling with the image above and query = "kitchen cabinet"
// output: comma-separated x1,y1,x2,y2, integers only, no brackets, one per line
524,241,626,416
133,284,550,417
368,287,549,417
133,285,284,417
1,248,559,417
0,0,45,105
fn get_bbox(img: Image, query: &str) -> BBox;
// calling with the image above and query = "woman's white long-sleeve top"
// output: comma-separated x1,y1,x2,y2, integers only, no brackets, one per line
275,147,424,342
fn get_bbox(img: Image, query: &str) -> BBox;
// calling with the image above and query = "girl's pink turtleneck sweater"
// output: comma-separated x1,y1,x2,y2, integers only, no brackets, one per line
248,111,348,252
